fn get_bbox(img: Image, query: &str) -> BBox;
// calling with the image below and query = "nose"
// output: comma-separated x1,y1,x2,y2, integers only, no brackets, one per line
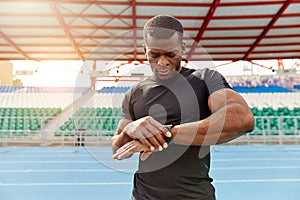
157,55,169,66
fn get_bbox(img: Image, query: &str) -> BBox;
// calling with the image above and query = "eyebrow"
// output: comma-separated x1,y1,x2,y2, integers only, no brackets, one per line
149,50,178,55
148,48,179,53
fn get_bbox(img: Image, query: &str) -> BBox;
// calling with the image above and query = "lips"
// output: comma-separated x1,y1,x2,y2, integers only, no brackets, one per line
158,69,170,76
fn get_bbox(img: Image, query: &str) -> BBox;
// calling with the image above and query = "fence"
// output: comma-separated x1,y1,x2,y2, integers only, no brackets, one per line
0,116,299,147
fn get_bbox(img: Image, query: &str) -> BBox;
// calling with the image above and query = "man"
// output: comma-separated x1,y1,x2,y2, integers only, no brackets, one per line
111,15,254,200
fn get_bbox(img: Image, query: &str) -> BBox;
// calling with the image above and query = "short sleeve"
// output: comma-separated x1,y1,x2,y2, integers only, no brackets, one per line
201,68,231,95
121,87,133,120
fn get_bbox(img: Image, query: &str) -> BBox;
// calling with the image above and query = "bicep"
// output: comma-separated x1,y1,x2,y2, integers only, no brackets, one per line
208,88,250,113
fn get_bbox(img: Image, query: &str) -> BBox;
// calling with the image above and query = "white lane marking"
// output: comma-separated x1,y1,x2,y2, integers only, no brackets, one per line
215,179,300,183
0,169,121,173
213,166,300,170
213,158,300,162
2,157,300,164
0,182,132,186
0,161,97,163
0,166,299,173
1,179,300,187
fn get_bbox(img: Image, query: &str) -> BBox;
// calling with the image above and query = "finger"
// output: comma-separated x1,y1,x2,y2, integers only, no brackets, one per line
113,142,136,160
140,138,155,151
115,142,131,153
116,148,134,160
112,141,134,159
143,131,163,151
147,136,163,151
112,153,118,159
163,130,172,138
112,147,127,159
138,127,161,150
153,132,168,149
148,118,172,138
144,124,170,149
159,127,172,138
145,124,168,146
112,148,124,159
139,126,155,138
117,142,149,160
143,125,167,149
140,151,152,161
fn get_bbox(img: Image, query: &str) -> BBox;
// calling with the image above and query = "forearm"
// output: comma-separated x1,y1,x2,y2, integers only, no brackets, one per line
171,102,254,146
112,139,151,160
111,132,132,154
110,119,133,154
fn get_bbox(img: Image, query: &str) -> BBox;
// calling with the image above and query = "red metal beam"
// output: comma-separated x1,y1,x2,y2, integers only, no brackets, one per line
131,0,138,61
214,60,238,68
1,0,293,7
243,0,293,60
2,40,300,49
2,48,300,56
48,2,85,60
0,30,31,60
291,59,300,69
0,0,131,5
0,0,299,62
186,0,220,61
2,55,299,61
248,60,273,71
2,12,300,20
136,1,290,7
2,23,300,32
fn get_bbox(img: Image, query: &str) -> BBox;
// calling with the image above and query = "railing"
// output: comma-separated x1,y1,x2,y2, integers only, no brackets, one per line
0,116,299,147
238,116,300,145
0,116,121,147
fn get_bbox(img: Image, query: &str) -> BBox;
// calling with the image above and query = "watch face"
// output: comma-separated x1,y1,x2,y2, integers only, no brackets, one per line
164,124,173,131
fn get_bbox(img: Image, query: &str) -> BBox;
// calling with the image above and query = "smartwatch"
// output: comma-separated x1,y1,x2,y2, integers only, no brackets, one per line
164,124,174,144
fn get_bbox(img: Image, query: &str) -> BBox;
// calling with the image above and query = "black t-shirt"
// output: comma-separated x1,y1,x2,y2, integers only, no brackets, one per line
121,67,231,200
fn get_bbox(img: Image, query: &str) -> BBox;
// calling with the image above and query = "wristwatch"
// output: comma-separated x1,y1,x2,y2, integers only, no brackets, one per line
164,124,174,144
164,124,174,131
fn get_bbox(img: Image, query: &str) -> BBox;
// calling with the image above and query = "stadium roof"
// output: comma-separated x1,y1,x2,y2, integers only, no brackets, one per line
0,0,300,62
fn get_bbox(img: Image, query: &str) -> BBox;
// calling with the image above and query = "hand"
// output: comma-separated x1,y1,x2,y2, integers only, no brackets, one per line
122,116,172,151
112,140,153,161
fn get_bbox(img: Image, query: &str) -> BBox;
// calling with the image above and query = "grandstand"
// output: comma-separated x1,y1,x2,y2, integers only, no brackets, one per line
1,1,300,200
0,85,128,146
1,73,300,147
0,0,299,148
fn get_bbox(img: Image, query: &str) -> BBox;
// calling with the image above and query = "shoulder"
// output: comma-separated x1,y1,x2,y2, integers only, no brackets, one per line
124,77,156,97
190,68,218,80
188,67,232,94
180,67,220,79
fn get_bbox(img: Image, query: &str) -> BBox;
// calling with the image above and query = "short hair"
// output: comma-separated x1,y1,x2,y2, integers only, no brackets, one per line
143,15,183,44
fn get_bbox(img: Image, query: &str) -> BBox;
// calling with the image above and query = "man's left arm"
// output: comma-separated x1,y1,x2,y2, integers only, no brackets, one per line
170,88,255,146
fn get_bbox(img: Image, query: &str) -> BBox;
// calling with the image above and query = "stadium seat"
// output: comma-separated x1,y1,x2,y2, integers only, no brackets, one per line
249,106,300,136
55,107,122,137
0,107,62,136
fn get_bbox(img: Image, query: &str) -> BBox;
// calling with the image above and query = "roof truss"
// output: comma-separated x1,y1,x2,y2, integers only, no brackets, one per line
0,0,300,62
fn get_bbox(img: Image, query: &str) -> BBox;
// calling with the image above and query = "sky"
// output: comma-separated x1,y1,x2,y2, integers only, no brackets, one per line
11,59,299,87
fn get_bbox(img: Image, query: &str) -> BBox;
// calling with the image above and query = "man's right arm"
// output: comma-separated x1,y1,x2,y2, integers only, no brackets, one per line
110,119,133,154
111,116,172,159
110,118,153,161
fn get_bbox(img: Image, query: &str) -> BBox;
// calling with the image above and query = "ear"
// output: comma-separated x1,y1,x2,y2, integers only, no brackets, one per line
143,44,147,54
143,44,149,60
181,42,186,55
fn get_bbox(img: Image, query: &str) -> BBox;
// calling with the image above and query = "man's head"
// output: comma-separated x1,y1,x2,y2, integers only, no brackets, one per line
143,14,183,45
143,15,185,80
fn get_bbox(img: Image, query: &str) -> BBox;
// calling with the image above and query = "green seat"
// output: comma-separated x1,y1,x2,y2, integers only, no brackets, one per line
54,131,62,137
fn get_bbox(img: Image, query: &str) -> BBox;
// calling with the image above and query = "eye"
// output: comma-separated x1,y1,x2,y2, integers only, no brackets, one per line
149,51,160,58
166,52,176,58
